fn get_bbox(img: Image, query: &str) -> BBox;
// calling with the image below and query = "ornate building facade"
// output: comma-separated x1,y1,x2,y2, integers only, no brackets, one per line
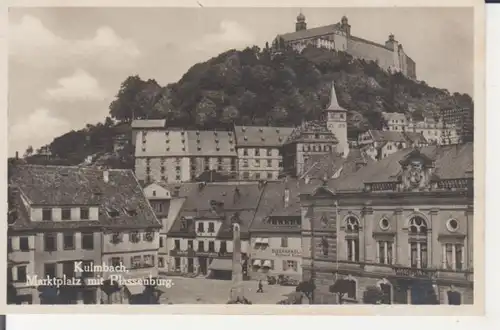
300,144,473,304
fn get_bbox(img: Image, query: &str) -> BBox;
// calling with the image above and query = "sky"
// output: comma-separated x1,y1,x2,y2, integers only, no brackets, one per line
8,7,474,156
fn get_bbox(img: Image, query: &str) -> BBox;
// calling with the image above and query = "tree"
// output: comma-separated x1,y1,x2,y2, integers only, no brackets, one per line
363,286,383,304
221,105,239,124
24,145,33,158
296,280,316,304
329,279,353,304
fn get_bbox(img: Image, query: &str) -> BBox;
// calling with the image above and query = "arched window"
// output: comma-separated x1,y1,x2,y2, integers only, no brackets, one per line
345,216,360,262
408,215,428,268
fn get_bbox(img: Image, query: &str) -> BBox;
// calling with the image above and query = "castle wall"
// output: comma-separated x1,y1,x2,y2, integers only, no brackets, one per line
347,38,395,72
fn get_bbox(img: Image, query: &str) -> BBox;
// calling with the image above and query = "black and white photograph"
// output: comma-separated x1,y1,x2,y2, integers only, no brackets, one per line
6,4,480,308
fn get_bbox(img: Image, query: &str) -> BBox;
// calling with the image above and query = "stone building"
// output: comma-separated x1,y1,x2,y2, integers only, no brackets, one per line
233,126,294,181
300,143,473,305
7,165,161,305
274,14,416,79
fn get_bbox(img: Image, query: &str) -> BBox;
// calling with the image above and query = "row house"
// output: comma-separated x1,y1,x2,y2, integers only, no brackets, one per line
233,126,294,181
7,165,162,305
134,128,237,184
166,182,264,279
249,179,303,281
300,143,473,305
358,130,428,160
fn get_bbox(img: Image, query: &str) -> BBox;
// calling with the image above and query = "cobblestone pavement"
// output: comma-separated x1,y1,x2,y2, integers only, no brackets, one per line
157,277,296,304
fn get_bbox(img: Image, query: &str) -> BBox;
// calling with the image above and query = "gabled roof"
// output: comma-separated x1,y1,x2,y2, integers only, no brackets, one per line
9,165,161,230
326,143,473,192
403,132,428,144
369,130,407,143
285,120,338,144
382,112,406,122
233,126,294,147
278,23,342,42
131,119,166,129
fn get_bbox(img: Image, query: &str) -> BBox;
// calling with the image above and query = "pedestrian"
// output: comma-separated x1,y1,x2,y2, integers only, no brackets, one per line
257,280,264,293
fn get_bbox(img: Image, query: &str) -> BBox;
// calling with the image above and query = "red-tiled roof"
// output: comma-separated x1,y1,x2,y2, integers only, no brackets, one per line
328,143,473,192
233,126,294,147
9,165,161,230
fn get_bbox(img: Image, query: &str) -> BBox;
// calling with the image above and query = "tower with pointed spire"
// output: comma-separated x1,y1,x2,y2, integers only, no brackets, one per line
325,81,349,157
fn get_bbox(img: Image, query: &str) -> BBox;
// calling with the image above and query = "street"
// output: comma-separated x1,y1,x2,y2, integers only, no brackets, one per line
157,277,297,304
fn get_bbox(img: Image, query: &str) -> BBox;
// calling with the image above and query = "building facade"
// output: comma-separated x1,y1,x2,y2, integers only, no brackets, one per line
300,144,474,305
274,14,416,79
234,126,294,181
7,165,162,305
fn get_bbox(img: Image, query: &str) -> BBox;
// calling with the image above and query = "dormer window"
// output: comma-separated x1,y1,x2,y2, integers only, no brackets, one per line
124,207,137,217
42,208,52,221
106,207,120,217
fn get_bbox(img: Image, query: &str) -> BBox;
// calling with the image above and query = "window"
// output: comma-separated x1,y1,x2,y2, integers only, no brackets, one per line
152,202,163,213
208,222,215,233
129,231,140,243
377,241,394,264
19,237,29,251
63,233,75,250
130,256,142,269
174,257,181,270
16,265,27,282
267,159,272,167
281,237,288,248
243,159,248,168
255,160,260,168
143,255,155,268
188,240,194,250
256,173,261,180
61,208,71,220
243,172,249,179
158,257,165,268
255,148,260,156
44,233,57,252
408,216,428,268
267,149,272,157
42,209,52,221
62,261,75,278
219,241,227,254
444,243,464,271
345,216,360,262
110,257,123,268
44,263,57,278
243,149,248,156
110,232,123,244
160,237,164,248
267,172,273,179
80,207,89,220
198,241,205,252
283,260,298,271
198,222,205,233
82,233,94,250
174,239,180,250
144,231,154,242
208,241,215,252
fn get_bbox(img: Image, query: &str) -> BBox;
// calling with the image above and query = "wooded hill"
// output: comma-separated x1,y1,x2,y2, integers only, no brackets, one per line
22,44,474,167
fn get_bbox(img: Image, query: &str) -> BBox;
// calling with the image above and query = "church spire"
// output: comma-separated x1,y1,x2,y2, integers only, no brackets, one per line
326,81,347,112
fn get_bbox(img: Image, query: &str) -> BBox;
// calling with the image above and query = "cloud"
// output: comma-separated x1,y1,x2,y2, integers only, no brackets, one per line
9,15,141,69
9,108,71,153
190,20,256,53
44,69,106,101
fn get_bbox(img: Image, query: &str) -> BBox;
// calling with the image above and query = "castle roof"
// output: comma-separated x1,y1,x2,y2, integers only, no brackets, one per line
285,120,338,144
233,126,294,147
8,165,161,231
278,23,343,42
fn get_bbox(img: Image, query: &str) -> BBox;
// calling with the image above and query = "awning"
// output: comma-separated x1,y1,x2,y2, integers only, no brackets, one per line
255,238,263,243
253,259,262,266
125,284,145,296
262,260,272,268
261,238,269,244
209,258,233,271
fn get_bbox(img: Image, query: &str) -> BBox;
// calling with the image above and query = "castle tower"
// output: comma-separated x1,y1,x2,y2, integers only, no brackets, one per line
325,81,349,157
385,34,401,73
296,12,307,31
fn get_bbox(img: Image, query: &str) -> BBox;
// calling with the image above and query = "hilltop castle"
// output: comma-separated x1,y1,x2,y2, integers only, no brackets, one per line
273,13,417,79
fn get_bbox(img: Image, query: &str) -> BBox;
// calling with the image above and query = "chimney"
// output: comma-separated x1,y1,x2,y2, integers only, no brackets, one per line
15,151,18,160
103,170,109,183
284,187,290,208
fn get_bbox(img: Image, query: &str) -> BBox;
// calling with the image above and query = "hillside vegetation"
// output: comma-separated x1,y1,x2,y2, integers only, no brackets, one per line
22,44,474,166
